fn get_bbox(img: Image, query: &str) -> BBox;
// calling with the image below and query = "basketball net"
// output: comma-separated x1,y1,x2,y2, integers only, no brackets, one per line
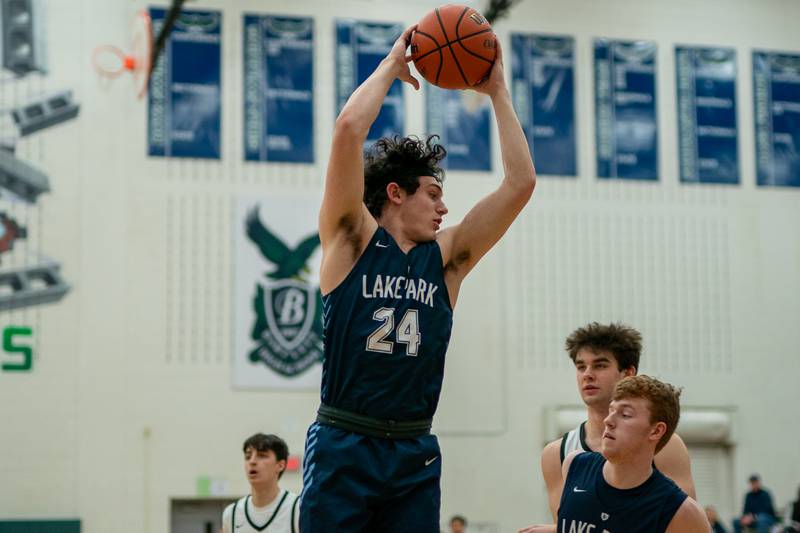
91,10,153,99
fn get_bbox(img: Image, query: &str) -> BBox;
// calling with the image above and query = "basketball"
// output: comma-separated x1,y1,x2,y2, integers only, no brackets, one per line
411,4,497,90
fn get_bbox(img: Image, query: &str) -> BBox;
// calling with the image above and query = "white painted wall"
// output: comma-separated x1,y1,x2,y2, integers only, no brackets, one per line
0,0,798,531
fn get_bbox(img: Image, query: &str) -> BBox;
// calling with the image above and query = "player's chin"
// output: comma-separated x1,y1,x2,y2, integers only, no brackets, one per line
418,228,437,242
600,445,618,459
582,393,605,405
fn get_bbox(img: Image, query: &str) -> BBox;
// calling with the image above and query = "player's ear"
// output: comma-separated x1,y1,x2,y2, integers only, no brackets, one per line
623,366,636,377
386,182,404,204
650,421,667,443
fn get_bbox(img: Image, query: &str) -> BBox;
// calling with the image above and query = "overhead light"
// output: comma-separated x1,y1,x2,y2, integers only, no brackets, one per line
12,90,80,136
0,147,49,203
0,261,69,310
0,0,46,76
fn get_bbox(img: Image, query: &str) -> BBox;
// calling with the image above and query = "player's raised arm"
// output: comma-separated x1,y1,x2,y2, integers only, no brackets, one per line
438,41,536,286
318,24,419,249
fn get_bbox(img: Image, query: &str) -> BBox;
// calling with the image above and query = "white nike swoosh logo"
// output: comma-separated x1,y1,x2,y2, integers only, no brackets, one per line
425,456,438,466
375,242,389,248
573,487,587,492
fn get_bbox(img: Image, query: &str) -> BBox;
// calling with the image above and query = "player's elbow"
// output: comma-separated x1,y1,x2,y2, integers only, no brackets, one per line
525,171,537,196
512,172,536,205
334,111,368,140
333,109,356,135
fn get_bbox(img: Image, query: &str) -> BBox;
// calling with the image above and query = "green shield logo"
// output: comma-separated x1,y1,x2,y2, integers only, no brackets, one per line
245,207,323,377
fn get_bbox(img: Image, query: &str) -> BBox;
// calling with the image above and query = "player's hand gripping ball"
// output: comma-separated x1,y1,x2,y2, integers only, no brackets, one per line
410,4,497,90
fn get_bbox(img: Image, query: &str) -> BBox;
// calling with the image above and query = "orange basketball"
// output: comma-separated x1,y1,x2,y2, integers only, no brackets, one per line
411,4,497,90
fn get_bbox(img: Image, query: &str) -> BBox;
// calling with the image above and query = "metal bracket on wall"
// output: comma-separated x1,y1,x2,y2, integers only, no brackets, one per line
0,148,49,203
0,261,69,311
12,90,80,136
0,0,47,77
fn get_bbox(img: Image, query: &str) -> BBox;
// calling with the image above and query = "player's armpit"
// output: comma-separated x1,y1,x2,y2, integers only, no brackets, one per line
541,439,564,521
665,498,711,533
654,432,696,500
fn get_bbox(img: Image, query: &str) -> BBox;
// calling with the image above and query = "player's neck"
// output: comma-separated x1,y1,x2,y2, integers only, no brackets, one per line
602,452,654,489
584,405,609,449
250,483,281,508
377,216,418,253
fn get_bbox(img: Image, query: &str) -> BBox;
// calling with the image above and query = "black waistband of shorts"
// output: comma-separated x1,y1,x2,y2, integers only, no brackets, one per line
316,404,432,439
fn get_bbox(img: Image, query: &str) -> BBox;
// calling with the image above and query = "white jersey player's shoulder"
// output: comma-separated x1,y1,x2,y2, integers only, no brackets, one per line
221,496,246,533
560,421,590,464
221,492,300,533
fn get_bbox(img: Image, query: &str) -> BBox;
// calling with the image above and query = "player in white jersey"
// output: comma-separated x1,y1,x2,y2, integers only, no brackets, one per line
518,323,696,532
222,434,300,533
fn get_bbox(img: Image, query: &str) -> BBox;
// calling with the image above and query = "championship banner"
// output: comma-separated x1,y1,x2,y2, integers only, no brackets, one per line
511,33,576,176
753,51,800,187
676,47,739,184
243,14,314,163
335,20,404,144
233,195,323,389
594,39,658,180
425,87,491,171
148,8,222,159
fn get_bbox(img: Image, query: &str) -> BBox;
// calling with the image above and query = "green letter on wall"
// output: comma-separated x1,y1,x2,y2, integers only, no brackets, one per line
2,327,33,372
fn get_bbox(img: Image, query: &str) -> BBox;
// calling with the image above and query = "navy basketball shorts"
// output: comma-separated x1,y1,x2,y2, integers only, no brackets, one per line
299,422,442,533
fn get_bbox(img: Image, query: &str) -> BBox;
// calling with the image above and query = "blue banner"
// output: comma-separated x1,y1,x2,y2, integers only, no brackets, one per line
335,20,404,145
243,15,313,163
594,39,658,180
676,47,739,184
425,87,491,171
148,8,222,159
754,51,800,187
511,33,576,176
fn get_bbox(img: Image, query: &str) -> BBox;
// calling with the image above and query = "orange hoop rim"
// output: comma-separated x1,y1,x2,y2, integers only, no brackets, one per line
91,44,130,78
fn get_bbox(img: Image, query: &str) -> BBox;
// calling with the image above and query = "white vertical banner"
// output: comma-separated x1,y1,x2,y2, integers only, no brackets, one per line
233,194,323,389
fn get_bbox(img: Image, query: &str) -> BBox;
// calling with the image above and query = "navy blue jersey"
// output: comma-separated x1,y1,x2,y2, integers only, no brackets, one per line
558,452,687,533
320,227,453,420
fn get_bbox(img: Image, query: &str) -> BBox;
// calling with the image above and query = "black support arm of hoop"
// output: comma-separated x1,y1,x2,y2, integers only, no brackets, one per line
483,0,522,24
148,0,188,80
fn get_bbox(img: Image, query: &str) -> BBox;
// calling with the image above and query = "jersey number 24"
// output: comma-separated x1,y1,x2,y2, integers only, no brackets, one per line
366,307,421,356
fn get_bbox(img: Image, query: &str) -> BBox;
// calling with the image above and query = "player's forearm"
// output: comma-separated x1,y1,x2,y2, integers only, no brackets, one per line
492,89,536,193
335,59,402,139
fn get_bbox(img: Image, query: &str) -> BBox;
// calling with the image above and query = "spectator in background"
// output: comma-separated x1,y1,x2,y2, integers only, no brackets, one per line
785,485,800,532
705,505,727,533
733,474,776,533
449,515,468,533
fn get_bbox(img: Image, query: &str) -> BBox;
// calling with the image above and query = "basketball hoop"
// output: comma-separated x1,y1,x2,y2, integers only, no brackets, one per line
92,10,153,98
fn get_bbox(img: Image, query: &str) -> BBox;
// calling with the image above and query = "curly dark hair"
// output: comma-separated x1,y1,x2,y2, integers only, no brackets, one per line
565,322,642,372
363,135,447,217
